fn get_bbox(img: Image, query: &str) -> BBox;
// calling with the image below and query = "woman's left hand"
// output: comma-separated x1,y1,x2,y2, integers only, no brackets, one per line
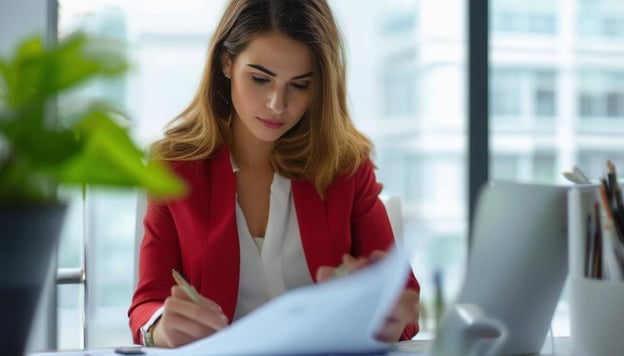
315,250,420,342
373,287,419,342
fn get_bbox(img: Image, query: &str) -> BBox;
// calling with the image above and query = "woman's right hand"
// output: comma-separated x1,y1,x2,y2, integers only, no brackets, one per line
151,285,229,348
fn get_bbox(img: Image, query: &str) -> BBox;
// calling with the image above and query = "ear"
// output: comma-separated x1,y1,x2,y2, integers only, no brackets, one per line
221,51,232,78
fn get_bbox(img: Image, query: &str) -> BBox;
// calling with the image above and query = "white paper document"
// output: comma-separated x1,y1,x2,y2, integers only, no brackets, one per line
146,244,414,355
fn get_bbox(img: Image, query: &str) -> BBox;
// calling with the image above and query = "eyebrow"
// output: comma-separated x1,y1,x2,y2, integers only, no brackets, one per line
247,64,313,80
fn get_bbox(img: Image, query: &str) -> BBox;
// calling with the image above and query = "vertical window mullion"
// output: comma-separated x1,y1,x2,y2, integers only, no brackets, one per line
468,0,489,248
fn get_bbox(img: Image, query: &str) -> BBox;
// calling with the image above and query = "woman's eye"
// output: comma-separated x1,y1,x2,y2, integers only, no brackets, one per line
291,82,310,90
252,75,269,84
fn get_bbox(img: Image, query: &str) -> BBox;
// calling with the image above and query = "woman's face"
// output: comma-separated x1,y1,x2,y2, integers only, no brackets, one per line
222,32,314,143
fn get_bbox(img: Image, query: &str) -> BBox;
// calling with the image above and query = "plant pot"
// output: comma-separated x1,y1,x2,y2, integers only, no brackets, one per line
0,204,66,355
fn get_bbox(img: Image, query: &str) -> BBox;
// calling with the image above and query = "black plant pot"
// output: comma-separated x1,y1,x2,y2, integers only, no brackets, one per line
0,204,66,355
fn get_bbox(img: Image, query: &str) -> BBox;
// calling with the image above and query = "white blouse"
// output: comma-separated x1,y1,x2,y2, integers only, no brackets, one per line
232,168,314,320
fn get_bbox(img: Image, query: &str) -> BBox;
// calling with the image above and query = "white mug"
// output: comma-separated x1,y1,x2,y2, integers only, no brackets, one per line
427,303,508,356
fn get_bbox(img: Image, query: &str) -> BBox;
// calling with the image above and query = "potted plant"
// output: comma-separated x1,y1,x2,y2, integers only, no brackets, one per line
0,32,185,354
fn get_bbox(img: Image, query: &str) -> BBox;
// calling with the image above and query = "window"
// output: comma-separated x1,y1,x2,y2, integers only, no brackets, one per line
491,0,624,337
376,148,425,201
492,155,519,180
578,70,624,119
382,66,417,118
491,69,522,117
578,0,624,39
339,1,468,338
491,68,557,125
578,151,624,179
492,0,558,35
534,70,556,117
56,0,229,349
533,152,556,183
57,0,468,346
382,12,417,35
53,0,624,347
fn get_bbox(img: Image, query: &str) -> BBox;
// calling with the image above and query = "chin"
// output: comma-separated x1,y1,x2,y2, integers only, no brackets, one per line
254,133,282,143
253,128,288,143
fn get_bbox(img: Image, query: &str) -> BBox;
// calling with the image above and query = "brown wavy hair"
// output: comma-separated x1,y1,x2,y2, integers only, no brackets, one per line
151,0,372,195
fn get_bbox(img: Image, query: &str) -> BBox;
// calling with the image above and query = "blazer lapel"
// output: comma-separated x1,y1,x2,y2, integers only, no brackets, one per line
292,180,338,282
203,146,240,320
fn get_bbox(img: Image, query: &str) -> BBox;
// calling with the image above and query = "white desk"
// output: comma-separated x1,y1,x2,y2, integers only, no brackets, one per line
30,337,572,356
391,337,571,355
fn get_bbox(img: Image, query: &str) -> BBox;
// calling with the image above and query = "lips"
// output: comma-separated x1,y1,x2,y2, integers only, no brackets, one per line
257,117,285,129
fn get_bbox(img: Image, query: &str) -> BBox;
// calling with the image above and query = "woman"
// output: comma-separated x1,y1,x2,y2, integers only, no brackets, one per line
128,0,420,347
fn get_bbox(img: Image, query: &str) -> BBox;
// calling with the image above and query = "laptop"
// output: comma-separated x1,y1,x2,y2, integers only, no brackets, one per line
451,181,569,355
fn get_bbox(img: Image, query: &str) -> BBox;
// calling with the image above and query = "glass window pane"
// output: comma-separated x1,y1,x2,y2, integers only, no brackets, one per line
335,0,468,338
491,69,523,117
533,152,556,183
577,70,624,121
491,0,624,338
58,0,468,345
492,0,558,34
578,0,624,39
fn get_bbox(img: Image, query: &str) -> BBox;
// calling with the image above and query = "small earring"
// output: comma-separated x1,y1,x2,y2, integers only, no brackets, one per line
223,72,230,80
219,90,230,105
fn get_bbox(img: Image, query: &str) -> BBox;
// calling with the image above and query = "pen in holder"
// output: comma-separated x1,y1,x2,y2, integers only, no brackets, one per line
568,162,624,355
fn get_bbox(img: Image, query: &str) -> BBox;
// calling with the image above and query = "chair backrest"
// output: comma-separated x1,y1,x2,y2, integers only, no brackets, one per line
380,195,403,243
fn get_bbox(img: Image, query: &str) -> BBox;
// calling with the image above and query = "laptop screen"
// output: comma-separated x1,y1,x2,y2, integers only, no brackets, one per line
455,181,568,354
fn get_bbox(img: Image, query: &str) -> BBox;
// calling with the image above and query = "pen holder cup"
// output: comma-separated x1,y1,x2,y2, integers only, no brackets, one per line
569,276,624,356
568,185,624,355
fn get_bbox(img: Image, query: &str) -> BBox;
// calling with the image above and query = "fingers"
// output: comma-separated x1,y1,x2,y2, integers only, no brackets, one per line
171,286,225,314
315,255,367,282
374,289,421,343
158,310,215,346
369,249,387,262
155,286,229,347
316,266,335,282
315,250,390,282
341,254,368,273
398,289,420,322
374,319,405,343
387,289,420,325
168,286,229,330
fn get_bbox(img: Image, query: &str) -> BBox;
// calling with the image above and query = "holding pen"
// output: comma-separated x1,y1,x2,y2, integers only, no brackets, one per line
172,269,202,303
144,270,229,348
170,269,229,326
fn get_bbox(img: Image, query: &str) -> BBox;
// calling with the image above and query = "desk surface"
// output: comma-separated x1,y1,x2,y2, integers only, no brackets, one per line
30,337,572,356
391,337,571,355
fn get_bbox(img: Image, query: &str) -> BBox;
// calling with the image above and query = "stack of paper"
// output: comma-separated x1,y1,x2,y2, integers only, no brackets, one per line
147,244,414,355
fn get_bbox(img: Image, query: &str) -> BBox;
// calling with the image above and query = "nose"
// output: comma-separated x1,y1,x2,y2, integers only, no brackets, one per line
267,89,287,114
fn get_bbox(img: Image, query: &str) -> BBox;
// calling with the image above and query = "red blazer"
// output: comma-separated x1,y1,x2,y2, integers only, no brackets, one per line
128,145,420,343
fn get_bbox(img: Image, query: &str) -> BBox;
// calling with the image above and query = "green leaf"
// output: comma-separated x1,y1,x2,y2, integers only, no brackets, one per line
0,105,83,167
10,36,46,108
1,33,130,109
0,58,11,99
15,36,44,60
51,111,186,197
0,32,186,203
46,34,129,97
